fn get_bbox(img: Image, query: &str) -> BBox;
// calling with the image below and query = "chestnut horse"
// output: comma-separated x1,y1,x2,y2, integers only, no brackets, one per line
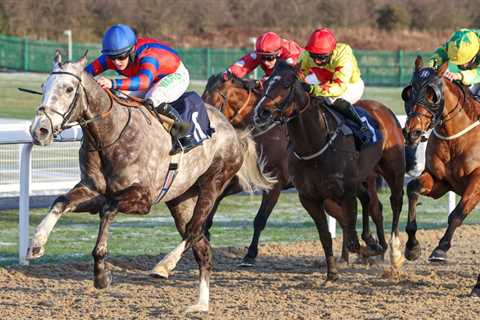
253,60,406,280
402,56,480,296
27,51,275,313
202,72,388,266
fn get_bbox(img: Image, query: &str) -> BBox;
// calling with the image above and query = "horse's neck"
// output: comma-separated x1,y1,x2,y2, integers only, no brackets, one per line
441,82,480,135
287,102,330,156
82,76,131,144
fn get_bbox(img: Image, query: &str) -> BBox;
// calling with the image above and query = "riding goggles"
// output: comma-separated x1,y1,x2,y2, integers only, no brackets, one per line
310,52,331,64
260,54,278,62
108,51,130,61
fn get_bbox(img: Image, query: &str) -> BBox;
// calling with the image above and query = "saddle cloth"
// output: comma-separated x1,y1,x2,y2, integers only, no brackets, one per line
171,91,215,145
327,106,382,149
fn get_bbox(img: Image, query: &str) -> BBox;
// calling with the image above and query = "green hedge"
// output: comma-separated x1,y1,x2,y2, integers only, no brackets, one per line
0,34,430,86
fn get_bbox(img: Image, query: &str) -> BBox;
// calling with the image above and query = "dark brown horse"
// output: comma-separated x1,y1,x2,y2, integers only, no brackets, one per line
202,72,388,266
27,51,275,313
402,56,480,296
253,60,406,280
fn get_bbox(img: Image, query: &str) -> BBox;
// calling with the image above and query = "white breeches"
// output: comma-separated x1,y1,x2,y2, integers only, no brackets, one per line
124,62,190,106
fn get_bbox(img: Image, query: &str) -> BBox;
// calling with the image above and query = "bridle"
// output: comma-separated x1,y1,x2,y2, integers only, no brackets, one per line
41,70,129,151
259,75,310,125
256,68,345,161
403,68,468,139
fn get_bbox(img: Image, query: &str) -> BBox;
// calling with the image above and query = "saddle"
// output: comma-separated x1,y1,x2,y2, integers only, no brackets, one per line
107,89,175,132
323,105,381,149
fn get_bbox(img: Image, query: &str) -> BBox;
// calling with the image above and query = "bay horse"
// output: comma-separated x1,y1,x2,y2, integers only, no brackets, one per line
27,51,275,313
202,72,388,266
253,60,406,280
402,56,480,296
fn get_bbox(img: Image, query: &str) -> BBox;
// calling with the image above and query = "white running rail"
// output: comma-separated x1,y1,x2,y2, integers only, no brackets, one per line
1,116,456,265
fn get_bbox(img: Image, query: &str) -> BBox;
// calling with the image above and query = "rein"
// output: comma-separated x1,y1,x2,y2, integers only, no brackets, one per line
262,75,338,161
427,81,480,140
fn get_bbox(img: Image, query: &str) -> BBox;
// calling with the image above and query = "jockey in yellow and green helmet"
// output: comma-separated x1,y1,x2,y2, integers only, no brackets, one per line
428,28,480,96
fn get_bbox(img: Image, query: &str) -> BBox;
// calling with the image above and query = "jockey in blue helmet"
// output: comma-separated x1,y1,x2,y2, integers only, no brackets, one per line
85,24,193,153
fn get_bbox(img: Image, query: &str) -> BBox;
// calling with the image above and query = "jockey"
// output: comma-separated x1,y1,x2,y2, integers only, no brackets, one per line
225,31,303,86
427,28,480,96
298,28,372,142
85,24,194,153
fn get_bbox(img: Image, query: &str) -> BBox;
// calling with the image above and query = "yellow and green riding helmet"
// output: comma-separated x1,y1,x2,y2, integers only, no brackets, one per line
447,29,480,65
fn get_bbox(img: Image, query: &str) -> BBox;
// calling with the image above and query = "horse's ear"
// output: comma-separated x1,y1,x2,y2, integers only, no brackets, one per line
414,55,423,71
78,50,88,68
437,62,449,76
54,49,62,67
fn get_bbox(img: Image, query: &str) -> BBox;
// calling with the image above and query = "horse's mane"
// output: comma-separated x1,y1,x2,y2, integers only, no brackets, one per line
443,76,480,120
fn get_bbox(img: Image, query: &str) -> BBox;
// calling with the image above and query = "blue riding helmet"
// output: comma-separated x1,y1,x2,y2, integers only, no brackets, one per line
102,24,137,56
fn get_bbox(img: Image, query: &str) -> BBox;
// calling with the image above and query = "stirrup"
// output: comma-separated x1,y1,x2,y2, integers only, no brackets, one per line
169,136,198,155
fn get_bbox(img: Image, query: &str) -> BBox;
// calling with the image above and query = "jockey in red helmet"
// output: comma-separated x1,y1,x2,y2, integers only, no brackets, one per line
85,24,193,153
225,31,303,85
299,28,371,143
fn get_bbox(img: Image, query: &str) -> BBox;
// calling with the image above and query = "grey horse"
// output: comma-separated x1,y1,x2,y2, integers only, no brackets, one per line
27,51,275,313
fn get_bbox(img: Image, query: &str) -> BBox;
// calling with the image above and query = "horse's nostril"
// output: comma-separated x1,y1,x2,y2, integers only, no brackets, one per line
410,130,422,140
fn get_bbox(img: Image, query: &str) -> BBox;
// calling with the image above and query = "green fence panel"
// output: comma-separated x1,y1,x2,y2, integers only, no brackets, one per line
0,34,434,86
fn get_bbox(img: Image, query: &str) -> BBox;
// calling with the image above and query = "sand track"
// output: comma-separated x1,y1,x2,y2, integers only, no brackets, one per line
1,225,479,319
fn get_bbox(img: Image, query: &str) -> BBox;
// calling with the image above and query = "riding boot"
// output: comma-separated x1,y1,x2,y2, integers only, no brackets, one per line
333,98,373,143
146,99,193,154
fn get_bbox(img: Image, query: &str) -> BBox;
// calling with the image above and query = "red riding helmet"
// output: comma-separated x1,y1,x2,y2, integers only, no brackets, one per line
305,28,337,55
256,32,282,55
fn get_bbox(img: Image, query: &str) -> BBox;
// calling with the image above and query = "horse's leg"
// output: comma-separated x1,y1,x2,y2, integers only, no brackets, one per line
150,187,198,278
472,274,480,296
204,177,243,241
429,170,480,262
298,195,338,281
405,172,449,261
241,186,281,267
187,235,212,313
153,166,233,313
184,174,234,313
93,184,152,289
319,198,349,264
357,179,385,255
27,184,105,259
379,169,405,270
92,205,117,289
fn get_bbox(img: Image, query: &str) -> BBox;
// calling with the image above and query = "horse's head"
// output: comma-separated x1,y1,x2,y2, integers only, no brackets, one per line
253,60,307,129
30,50,88,145
202,72,258,126
402,56,446,145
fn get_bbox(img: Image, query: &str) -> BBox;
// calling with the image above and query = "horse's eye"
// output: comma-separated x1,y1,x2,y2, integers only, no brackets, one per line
66,86,74,94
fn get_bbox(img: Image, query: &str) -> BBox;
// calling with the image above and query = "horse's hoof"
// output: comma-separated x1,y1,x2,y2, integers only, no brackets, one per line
238,256,256,268
26,246,45,260
358,245,378,258
405,244,422,261
94,271,112,289
185,303,209,313
471,285,480,297
428,248,448,263
326,272,338,282
337,257,349,267
368,242,386,255
149,265,169,279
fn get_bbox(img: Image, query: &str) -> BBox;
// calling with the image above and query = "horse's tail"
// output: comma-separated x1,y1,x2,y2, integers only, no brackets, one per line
235,129,277,193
